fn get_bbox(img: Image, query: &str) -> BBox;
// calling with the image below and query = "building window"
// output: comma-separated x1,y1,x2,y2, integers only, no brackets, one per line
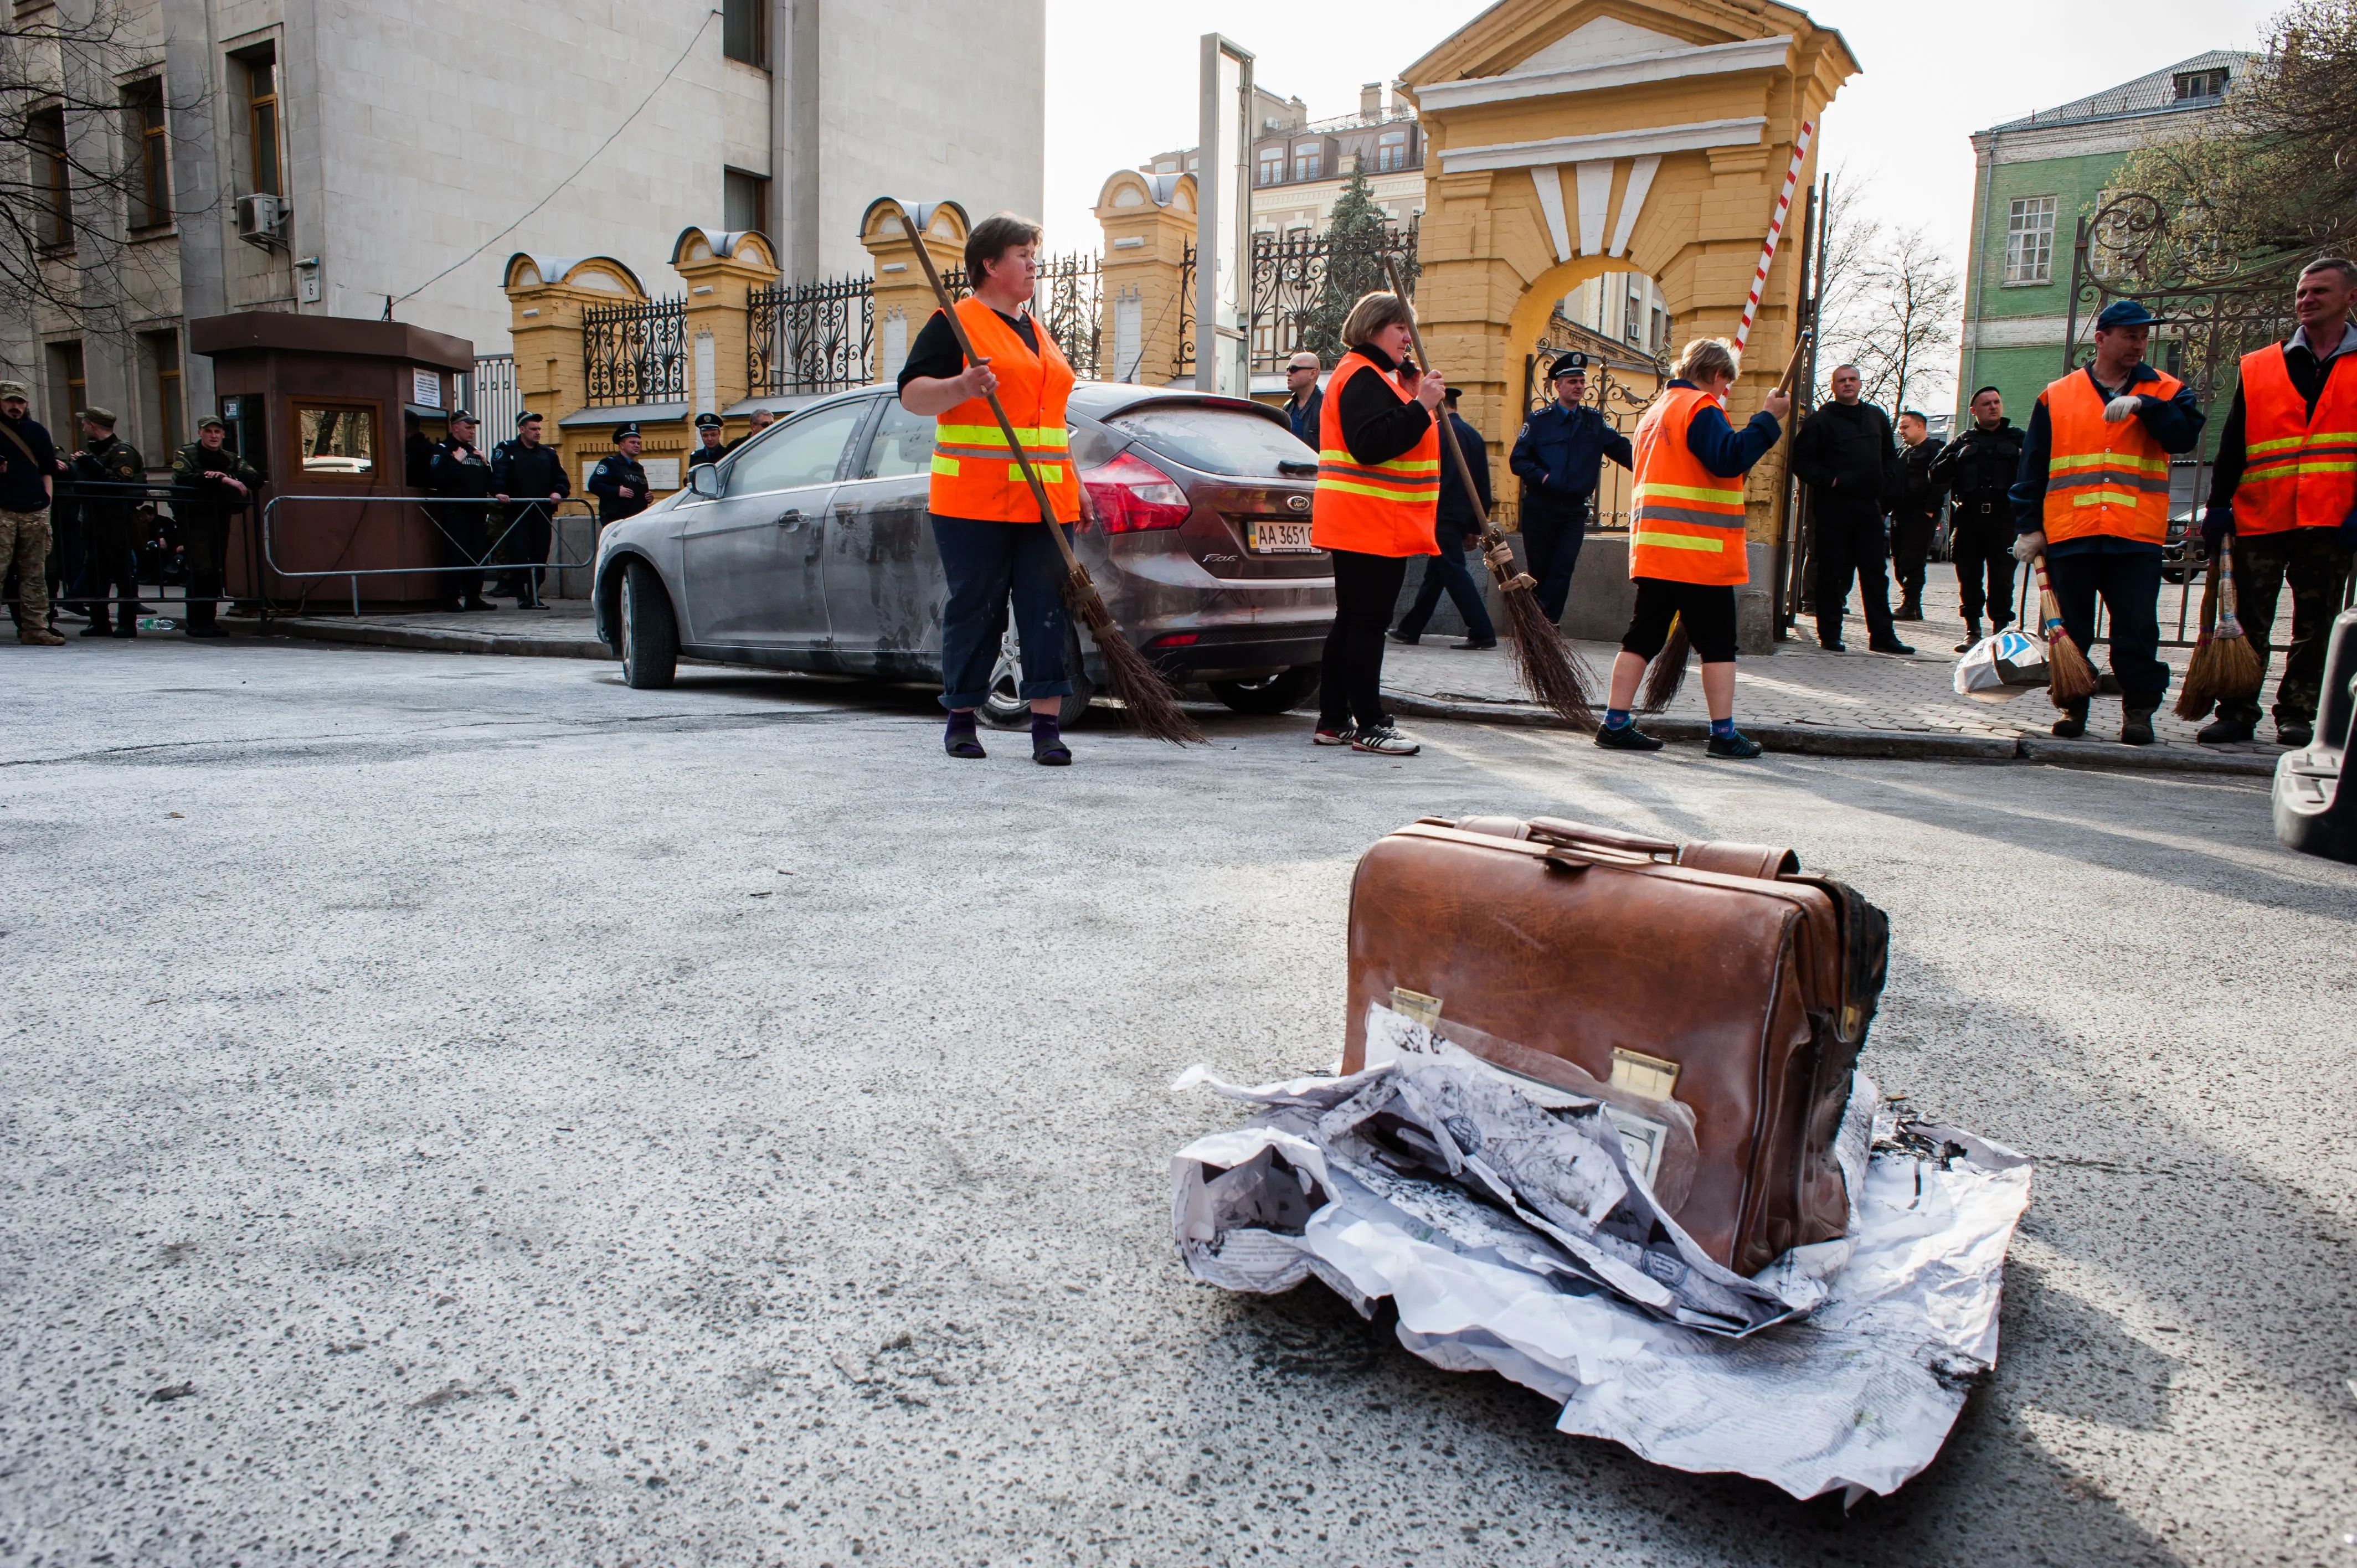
2004,195,2056,285
2174,68,2227,100
48,340,86,431
723,168,767,233
29,107,71,249
1293,145,1320,181
240,49,280,197
1375,130,1409,173
295,403,376,478
722,0,765,66
1257,148,1283,187
125,78,170,229
147,332,183,452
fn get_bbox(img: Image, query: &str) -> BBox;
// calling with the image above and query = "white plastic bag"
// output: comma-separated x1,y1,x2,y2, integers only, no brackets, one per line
1953,628,2049,703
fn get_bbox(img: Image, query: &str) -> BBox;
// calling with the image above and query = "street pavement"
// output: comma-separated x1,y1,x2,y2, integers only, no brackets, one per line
3,638,2351,1567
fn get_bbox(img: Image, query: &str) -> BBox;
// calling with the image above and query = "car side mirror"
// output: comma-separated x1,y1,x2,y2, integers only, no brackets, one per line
689,463,723,499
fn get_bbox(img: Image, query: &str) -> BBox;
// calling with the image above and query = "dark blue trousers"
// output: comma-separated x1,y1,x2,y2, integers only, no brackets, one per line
931,513,1074,710
1520,501,1587,624
1395,521,1496,643
2045,544,2168,701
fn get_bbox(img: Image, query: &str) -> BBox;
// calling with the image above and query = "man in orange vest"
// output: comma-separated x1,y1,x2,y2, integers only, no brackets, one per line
2012,299,2206,744
1595,337,1789,757
2196,257,2357,747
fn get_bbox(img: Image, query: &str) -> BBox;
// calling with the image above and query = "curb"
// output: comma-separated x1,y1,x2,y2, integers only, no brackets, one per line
237,616,614,662
1382,689,2279,775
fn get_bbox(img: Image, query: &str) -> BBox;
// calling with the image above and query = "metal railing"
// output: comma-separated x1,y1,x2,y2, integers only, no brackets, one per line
6,477,264,627
583,296,688,406
466,353,522,432
259,494,601,618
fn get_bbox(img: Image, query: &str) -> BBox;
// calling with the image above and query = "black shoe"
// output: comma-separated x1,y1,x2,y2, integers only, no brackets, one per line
1895,602,1923,622
467,596,500,611
1387,628,1420,646
2196,716,2255,745
79,622,112,638
1955,621,1982,654
185,623,229,639
1867,638,1916,656
1705,730,1764,759
112,626,136,638
1453,637,1498,651
2121,704,2158,746
2051,702,2088,740
2278,718,2314,748
1818,638,1846,653
1593,721,1664,752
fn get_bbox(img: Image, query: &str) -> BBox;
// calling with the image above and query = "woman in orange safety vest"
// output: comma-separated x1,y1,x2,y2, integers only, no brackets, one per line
1596,338,1789,758
898,212,1094,766
1308,290,1445,755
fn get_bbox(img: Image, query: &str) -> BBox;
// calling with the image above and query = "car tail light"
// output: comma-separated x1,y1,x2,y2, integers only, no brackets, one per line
1083,450,1191,533
1147,632,1199,648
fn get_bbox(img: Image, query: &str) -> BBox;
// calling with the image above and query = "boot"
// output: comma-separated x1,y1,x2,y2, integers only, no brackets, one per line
1954,617,1981,654
1895,592,1923,622
2196,714,2256,745
2120,701,2158,746
2278,716,2314,748
2051,700,2089,739
19,626,66,646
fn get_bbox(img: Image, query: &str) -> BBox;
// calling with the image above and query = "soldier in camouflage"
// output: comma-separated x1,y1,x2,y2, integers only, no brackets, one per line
70,408,145,638
169,415,260,637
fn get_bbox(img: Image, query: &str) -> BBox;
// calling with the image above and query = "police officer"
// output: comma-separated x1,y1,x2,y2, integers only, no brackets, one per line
428,410,497,611
1929,386,2024,651
1890,410,1941,623
1509,352,1633,624
686,412,728,473
69,408,144,637
168,414,259,638
491,410,568,608
589,425,651,523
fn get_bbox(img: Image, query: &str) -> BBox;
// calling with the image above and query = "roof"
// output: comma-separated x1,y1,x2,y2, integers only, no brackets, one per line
1987,50,2255,132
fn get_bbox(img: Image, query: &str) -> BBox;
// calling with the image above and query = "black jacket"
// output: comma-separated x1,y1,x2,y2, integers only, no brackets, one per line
1928,420,2023,503
589,452,651,522
1892,437,1941,525
69,434,145,528
1436,411,1491,530
428,437,495,499
1509,400,1634,518
492,439,570,506
1790,399,1896,515
169,440,260,529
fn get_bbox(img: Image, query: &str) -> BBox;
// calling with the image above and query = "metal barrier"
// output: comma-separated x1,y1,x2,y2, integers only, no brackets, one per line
2,477,264,628
259,493,601,617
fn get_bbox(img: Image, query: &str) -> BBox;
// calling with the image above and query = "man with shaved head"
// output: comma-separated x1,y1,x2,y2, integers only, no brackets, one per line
1790,362,1911,654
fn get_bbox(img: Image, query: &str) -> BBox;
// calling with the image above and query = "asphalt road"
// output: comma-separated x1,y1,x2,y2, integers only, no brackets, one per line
3,640,2351,1568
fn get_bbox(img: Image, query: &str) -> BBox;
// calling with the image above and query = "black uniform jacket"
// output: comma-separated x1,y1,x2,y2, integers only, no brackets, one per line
1790,399,1897,518
1509,401,1633,517
1928,419,2023,530
428,437,495,500
492,439,570,503
1893,439,1942,526
69,435,146,527
169,441,261,528
589,452,651,522
686,439,729,472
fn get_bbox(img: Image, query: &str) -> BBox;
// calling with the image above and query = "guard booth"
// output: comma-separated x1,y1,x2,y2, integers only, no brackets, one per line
189,312,474,612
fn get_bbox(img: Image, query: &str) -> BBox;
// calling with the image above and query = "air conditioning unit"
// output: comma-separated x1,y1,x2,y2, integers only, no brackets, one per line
235,193,285,247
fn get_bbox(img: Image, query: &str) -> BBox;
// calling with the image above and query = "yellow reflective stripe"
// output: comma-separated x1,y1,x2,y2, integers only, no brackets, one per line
2247,434,2308,455
2071,490,2149,509
1316,448,1440,474
1317,478,1440,503
930,454,960,477
936,423,1068,449
1632,530,1726,553
1633,481,1744,506
1014,462,1063,483
2051,450,2168,473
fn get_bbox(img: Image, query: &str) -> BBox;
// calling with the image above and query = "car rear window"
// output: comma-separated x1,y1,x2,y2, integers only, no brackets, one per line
1102,404,1314,477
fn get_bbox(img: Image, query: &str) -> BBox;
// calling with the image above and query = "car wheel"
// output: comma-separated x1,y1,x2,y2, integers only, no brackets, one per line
1208,666,1321,715
619,560,678,689
980,622,1093,729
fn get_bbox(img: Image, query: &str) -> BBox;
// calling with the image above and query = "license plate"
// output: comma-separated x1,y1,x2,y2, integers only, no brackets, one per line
1245,519,1317,554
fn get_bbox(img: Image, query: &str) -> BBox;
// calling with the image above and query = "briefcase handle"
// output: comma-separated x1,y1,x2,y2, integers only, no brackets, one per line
1437,814,1799,879
1524,817,1680,859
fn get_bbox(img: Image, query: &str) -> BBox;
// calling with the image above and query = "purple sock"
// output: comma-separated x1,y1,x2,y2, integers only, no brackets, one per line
946,710,977,742
1030,712,1062,748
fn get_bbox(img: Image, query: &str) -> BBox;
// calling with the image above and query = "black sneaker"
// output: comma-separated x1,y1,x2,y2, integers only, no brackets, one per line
1453,638,1498,651
1705,730,1764,759
1867,638,1916,656
1818,639,1846,653
1387,628,1419,646
1593,721,1664,752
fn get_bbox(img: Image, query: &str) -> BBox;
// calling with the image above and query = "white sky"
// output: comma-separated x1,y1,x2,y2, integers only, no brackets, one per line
1041,0,2278,276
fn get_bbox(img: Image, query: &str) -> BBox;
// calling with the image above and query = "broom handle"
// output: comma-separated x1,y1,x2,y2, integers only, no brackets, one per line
2219,535,2238,616
1378,257,1492,539
897,209,1084,575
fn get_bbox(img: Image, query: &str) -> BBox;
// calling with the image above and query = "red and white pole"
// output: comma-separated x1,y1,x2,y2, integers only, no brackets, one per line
1733,118,1814,355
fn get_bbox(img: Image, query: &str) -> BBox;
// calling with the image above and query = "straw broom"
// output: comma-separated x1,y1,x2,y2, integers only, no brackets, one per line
2032,554,2099,706
1381,257,1599,730
1640,328,1813,712
2173,553,2223,720
2202,534,2265,707
894,205,1203,745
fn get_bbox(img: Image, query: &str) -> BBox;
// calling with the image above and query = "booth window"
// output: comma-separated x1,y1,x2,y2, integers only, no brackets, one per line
125,78,169,228
296,403,375,477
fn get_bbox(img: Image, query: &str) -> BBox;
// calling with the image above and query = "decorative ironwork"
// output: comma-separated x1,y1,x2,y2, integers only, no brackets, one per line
1517,311,1668,533
1175,243,1194,381
582,296,687,406
1246,219,1421,374
1032,252,1101,379
748,274,874,396
466,353,521,436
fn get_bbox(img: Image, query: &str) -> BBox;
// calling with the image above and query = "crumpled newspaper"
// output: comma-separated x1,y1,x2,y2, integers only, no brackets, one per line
1169,1008,2033,1500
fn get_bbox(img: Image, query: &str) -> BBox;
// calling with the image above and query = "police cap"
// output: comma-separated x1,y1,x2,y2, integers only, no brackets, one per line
1548,352,1590,382
516,409,543,427
694,412,724,431
614,423,641,441
2094,300,2165,330
449,408,478,425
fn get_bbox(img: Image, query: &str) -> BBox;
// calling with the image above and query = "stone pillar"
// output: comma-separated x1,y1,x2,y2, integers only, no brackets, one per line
1094,171,1195,386
502,254,645,596
672,226,780,441
1414,167,1530,524
859,199,969,385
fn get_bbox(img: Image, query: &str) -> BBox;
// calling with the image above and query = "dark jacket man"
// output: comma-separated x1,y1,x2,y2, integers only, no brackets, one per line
0,394,60,641
491,422,569,607
169,424,260,635
70,417,145,636
588,446,651,524
428,423,497,610
1286,385,1323,444
1393,400,1498,649
1509,365,1634,623
1790,390,1906,652
1930,414,2025,642
1888,424,1943,620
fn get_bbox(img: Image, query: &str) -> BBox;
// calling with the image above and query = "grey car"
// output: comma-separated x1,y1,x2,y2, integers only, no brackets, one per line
591,382,1338,724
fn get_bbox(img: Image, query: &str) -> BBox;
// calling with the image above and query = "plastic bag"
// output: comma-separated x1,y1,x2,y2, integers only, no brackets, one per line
1953,628,2049,703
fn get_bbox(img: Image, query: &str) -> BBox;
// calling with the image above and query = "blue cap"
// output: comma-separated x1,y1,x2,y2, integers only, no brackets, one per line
1550,351,1591,380
614,423,640,440
2094,300,2164,330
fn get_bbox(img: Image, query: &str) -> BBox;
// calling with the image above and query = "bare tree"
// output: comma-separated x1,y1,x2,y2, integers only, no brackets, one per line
1807,173,1961,415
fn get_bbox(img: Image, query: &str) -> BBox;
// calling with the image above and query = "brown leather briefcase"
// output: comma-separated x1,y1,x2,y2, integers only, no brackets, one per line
1339,815,1889,1277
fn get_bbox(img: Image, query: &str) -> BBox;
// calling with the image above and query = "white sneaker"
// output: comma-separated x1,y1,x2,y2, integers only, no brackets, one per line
1351,725,1420,755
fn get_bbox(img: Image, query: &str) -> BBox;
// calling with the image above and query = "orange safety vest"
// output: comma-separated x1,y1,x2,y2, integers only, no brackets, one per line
927,296,1080,524
2037,366,2181,545
2230,343,2357,536
1310,353,1441,557
1627,386,1748,586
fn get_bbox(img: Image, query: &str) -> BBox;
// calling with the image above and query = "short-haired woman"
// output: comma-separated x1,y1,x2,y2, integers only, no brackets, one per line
898,212,1092,765
1308,290,1445,754
1597,337,1789,758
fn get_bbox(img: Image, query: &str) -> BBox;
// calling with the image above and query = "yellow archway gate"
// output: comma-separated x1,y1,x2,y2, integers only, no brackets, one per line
1399,0,1856,649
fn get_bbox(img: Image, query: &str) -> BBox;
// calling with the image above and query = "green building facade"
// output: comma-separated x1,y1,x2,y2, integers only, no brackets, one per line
1955,52,2251,442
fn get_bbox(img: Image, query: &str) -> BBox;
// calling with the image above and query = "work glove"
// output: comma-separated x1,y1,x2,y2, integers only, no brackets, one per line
2013,530,2046,564
2103,394,2143,424
2200,501,2231,559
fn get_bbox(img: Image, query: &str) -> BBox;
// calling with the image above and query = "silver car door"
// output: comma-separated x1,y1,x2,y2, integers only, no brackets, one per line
678,398,868,649
823,394,943,679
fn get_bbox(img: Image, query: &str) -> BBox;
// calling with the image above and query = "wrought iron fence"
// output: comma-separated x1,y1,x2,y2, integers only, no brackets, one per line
465,353,521,434
582,296,687,406
748,274,874,397
1033,252,1100,379
1174,223,1423,381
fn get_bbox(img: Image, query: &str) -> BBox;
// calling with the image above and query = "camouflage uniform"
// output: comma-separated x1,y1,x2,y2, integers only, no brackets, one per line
169,437,260,635
71,431,145,635
2220,528,2356,729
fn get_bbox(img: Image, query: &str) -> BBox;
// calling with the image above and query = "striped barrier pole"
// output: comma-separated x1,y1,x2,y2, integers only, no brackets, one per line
1733,118,1814,355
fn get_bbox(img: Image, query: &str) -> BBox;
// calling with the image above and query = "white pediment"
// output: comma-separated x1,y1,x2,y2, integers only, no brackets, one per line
1518,16,1690,74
